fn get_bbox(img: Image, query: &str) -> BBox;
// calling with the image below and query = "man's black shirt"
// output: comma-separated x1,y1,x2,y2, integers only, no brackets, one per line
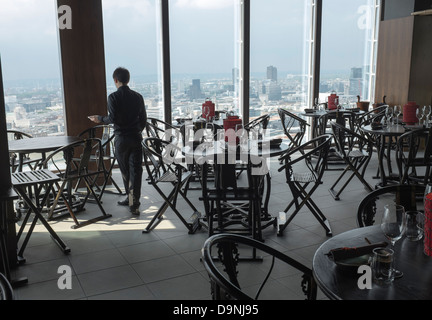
100,85,146,138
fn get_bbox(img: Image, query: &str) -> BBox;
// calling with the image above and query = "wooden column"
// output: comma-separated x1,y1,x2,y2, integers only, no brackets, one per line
0,55,19,273
375,15,432,106
57,0,107,136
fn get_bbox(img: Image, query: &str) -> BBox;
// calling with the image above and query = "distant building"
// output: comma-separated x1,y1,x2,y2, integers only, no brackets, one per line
188,79,202,100
267,66,277,82
267,82,282,101
349,67,363,95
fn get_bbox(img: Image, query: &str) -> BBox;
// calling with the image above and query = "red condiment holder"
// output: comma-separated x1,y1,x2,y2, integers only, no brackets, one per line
403,101,419,125
202,99,215,121
223,116,242,143
328,92,339,110
424,193,432,256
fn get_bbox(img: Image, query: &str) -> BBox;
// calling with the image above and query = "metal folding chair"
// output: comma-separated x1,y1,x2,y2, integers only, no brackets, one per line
277,134,333,236
142,137,202,234
40,138,112,229
329,121,374,200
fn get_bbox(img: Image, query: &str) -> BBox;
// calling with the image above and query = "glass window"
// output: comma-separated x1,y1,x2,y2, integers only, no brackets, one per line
250,0,312,139
102,0,162,119
169,0,239,121
319,0,379,108
0,0,64,137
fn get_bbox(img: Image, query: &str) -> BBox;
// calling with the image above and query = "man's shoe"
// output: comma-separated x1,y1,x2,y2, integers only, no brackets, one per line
117,198,129,206
130,205,140,216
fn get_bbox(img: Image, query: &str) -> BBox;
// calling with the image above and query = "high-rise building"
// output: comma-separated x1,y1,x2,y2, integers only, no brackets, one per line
188,79,202,100
349,67,363,95
267,66,277,82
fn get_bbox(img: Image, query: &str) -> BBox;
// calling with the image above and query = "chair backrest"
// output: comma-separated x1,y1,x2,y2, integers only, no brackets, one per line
244,114,270,133
202,233,317,300
145,117,181,142
396,127,432,184
78,125,115,156
40,138,105,177
330,121,373,159
277,108,309,150
7,130,33,140
357,184,425,227
278,134,332,183
0,273,14,300
142,137,182,183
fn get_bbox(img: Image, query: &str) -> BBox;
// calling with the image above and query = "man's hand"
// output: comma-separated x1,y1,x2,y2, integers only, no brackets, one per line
88,115,102,124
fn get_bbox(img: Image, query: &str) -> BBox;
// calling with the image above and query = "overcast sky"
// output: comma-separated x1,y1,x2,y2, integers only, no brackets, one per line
0,0,373,84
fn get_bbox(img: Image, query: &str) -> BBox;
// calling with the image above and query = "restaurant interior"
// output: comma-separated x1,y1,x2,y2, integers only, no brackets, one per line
1,0,432,301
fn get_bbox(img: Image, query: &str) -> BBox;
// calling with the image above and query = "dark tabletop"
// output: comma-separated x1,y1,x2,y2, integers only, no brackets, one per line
8,136,82,154
313,225,432,300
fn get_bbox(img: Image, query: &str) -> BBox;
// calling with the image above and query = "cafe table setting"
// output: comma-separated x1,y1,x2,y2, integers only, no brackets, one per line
312,186,432,300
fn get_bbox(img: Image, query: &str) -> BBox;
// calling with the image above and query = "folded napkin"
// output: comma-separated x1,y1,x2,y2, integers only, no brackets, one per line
325,242,388,262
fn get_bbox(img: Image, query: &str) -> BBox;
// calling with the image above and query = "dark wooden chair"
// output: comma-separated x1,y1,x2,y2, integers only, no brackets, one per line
142,137,202,234
201,233,317,300
396,127,432,185
277,108,309,151
329,121,374,200
39,138,112,229
357,184,425,227
0,273,14,300
76,124,123,198
278,134,333,236
199,153,276,243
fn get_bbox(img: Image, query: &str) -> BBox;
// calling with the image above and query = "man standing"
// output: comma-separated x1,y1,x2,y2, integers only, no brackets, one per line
89,67,146,215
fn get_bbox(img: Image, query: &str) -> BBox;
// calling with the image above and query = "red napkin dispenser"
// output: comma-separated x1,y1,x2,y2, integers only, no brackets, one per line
202,99,215,120
223,116,242,143
403,101,419,125
328,92,339,110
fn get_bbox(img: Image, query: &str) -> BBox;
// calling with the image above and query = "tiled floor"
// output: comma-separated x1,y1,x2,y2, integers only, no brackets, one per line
10,154,381,300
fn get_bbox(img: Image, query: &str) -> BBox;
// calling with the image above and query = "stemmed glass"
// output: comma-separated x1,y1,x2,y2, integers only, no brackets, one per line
394,105,402,125
235,124,248,151
381,204,407,278
416,107,424,125
423,105,431,127
385,106,393,127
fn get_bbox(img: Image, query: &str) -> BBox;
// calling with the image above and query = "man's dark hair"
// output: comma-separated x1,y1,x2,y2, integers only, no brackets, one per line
112,67,130,84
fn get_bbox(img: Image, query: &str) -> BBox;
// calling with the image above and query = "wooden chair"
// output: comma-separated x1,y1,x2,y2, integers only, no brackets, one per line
142,137,202,234
278,134,333,236
202,233,317,300
277,108,309,151
357,184,425,227
0,273,14,300
39,138,112,229
329,121,373,200
396,127,432,185
76,125,123,198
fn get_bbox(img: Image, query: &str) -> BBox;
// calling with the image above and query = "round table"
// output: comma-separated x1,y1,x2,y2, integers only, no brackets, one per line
313,225,432,300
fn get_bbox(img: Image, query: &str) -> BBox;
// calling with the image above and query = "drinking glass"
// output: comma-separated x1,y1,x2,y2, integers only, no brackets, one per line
416,107,424,125
423,105,431,127
381,204,406,277
394,105,402,125
385,106,393,126
235,124,248,151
